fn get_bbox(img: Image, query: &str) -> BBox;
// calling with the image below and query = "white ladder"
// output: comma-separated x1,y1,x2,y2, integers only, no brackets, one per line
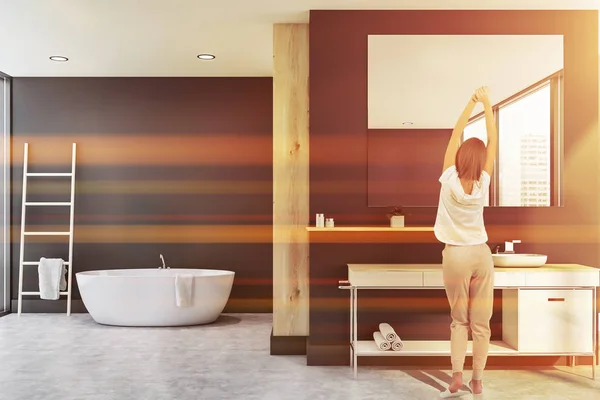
17,143,77,316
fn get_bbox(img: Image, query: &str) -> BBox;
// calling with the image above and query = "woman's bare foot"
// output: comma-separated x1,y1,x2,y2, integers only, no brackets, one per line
448,372,463,393
469,380,483,395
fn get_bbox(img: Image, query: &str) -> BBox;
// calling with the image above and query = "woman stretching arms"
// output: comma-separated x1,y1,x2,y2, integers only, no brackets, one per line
434,86,497,397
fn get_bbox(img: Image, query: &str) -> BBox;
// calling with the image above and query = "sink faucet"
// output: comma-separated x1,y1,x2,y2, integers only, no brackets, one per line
501,240,521,254
158,254,169,269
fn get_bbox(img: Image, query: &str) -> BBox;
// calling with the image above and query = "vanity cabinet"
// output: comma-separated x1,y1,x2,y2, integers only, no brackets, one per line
503,289,594,354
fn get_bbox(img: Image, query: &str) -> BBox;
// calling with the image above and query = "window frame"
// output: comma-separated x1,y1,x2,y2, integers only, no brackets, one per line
462,70,563,207
0,70,10,316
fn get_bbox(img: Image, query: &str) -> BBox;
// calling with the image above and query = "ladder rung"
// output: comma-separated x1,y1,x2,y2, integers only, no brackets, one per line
26,173,72,177
23,261,70,265
25,202,72,206
21,291,69,296
23,231,71,236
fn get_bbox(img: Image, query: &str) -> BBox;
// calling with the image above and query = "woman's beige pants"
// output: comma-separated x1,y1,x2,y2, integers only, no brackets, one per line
442,243,494,380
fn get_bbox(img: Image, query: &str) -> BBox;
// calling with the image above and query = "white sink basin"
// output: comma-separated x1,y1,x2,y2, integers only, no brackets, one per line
492,253,548,268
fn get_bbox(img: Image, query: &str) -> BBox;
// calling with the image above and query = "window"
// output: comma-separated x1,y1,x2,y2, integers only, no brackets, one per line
498,84,551,206
462,71,562,207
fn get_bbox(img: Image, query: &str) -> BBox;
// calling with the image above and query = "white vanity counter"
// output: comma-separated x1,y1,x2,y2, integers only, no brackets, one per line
347,263,600,288
341,263,599,379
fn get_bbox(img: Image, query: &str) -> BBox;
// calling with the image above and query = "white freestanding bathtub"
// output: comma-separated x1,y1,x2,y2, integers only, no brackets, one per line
76,268,235,327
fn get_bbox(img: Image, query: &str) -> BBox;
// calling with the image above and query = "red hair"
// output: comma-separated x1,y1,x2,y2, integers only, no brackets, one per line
455,138,486,181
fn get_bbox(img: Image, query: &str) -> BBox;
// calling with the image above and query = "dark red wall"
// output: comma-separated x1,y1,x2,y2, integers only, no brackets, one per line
11,77,273,313
309,10,599,365
368,129,451,207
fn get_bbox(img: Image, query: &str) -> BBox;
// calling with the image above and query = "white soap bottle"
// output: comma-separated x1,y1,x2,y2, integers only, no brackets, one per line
316,213,325,228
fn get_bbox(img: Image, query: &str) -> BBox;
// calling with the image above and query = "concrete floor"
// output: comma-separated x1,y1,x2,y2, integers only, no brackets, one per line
0,313,598,400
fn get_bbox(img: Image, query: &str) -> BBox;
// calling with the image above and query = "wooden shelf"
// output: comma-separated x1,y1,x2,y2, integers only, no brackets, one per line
306,226,436,243
305,224,600,243
306,226,433,232
353,340,517,356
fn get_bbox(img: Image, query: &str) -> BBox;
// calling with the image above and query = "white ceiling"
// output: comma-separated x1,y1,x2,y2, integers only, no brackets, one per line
368,35,564,129
0,0,597,77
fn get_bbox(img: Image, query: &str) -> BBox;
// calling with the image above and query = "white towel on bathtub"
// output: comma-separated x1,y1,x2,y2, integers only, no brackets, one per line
38,257,67,300
175,274,194,307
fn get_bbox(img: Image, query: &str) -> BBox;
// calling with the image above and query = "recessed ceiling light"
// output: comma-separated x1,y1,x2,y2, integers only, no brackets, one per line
49,56,69,62
197,54,215,60
402,121,414,126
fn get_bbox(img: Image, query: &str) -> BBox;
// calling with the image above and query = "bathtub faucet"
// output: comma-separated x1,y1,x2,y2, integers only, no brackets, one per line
159,254,169,269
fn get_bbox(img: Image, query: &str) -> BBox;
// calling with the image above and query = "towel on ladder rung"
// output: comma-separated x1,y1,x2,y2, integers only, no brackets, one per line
38,258,67,300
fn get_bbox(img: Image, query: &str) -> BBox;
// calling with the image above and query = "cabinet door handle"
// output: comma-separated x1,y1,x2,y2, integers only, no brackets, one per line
548,298,565,302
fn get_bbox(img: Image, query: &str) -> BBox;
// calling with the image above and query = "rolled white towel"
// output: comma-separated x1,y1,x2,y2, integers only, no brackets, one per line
373,331,391,351
391,338,404,351
379,322,398,342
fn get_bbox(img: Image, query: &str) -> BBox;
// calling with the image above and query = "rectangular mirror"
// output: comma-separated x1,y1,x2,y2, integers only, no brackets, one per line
367,35,564,207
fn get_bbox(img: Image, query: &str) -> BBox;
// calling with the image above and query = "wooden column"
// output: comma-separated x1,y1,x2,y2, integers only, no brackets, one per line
272,23,309,337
